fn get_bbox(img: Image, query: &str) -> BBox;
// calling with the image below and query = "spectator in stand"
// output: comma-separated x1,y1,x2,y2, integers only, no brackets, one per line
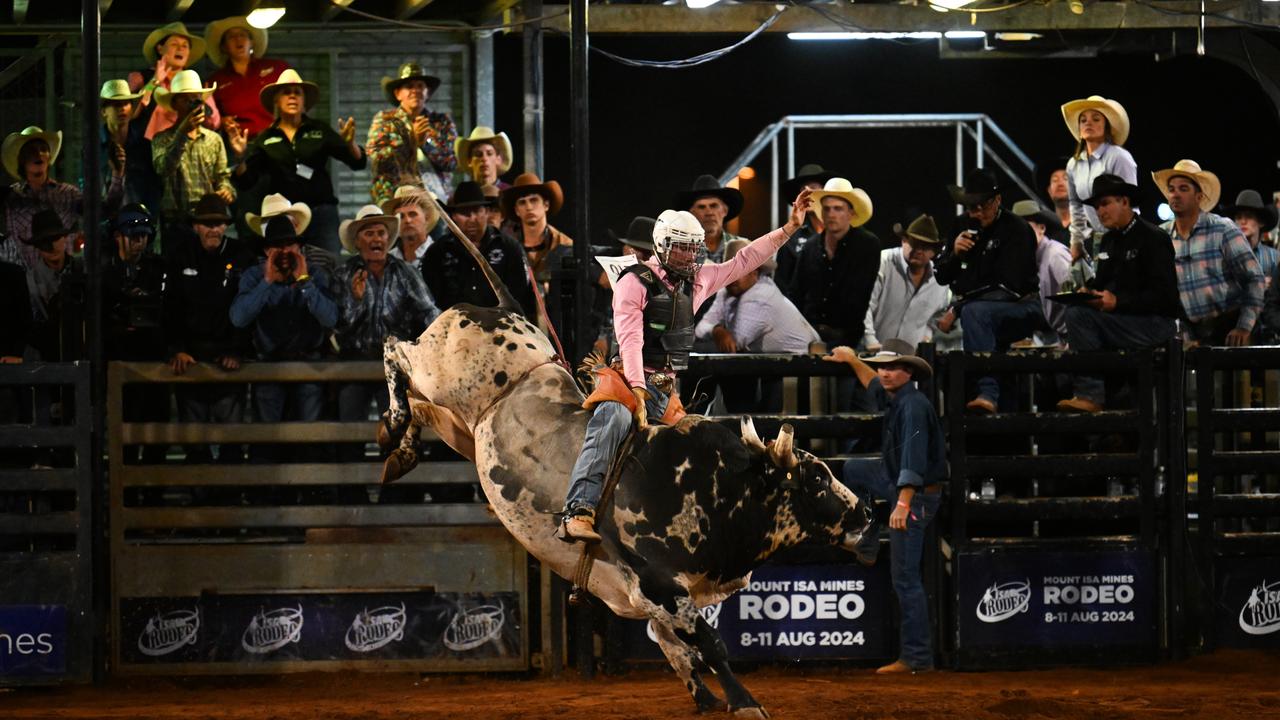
933,169,1040,414
151,70,233,239
775,164,831,299
102,204,168,464
1262,262,1280,344
1154,160,1264,347
695,238,819,412
675,174,744,264
368,62,458,204
99,80,155,212
3,126,124,268
501,172,572,334
164,194,254,463
230,215,337,462
481,183,504,229
1044,163,1073,244
383,185,440,272
245,193,336,277
206,16,290,141
1013,199,1072,346
332,206,439,461
423,181,534,317
231,69,365,256
1057,175,1180,413
1266,191,1280,248
1061,96,1137,261
862,214,949,352
457,126,513,191
128,22,220,141
1223,189,1279,288
23,209,85,363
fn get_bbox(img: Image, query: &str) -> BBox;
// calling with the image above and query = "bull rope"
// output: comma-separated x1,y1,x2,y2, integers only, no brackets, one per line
569,426,639,605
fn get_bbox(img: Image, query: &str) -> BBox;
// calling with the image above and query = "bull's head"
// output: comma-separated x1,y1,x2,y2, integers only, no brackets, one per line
741,417,874,557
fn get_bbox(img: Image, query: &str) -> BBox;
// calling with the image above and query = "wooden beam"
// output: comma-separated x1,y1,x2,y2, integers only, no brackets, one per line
13,0,29,24
396,0,435,21
320,0,354,22
165,0,195,22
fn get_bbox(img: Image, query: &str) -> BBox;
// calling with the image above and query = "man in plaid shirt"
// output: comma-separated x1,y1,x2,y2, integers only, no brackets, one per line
1154,160,1264,346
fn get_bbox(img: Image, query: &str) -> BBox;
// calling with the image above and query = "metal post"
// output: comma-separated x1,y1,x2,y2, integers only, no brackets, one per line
976,119,985,169
955,122,964,215
80,0,104,683
770,135,778,228
522,0,545,177
785,120,795,182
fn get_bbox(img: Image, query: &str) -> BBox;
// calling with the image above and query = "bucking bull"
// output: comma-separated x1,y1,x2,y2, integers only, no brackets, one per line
377,221,873,718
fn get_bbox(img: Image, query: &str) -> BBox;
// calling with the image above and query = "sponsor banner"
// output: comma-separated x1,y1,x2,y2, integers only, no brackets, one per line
1215,557,1280,648
622,562,892,661
120,591,521,665
0,605,67,677
957,549,1155,649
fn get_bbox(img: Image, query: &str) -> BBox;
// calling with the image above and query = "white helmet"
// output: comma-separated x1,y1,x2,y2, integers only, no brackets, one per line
652,209,706,278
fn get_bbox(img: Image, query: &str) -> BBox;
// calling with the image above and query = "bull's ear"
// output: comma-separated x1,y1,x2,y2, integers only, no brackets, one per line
769,424,797,469
740,416,766,452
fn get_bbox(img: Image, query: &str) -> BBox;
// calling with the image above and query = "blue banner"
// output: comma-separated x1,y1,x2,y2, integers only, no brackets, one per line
0,605,67,677
957,549,1156,649
1215,557,1280,648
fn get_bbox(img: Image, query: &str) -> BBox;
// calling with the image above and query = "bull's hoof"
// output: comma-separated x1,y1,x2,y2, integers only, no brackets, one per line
693,691,727,714
377,414,406,452
730,706,769,719
380,449,418,485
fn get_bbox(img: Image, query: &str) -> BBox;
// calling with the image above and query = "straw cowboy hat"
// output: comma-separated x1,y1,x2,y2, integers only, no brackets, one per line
723,237,776,274
861,338,932,379
1222,189,1277,233
381,62,442,105
259,69,319,113
1152,159,1221,213
782,163,834,201
455,127,513,175
1061,95,1130,147
2,126,62,181
500,172,564,218
810,177,873,228
143,22,206,65
674,174,745,222
904,214,943,245
1011,200,1060,229
154,70,215,112
340,205,401,254
99,79,141,102
246,193,312,236
608,216,656,252
204,16,268,68
1081,174,1142,208
380,185,441,233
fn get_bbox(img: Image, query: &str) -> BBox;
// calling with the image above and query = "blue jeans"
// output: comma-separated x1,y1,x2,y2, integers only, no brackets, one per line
176,383,246,463
1064,306,1176,403
251,382,325,463
565,378,668,514
959,299,1045,404
842,457,942,670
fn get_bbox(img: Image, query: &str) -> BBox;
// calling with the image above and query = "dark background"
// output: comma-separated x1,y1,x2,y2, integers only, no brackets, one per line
494,29,1280,244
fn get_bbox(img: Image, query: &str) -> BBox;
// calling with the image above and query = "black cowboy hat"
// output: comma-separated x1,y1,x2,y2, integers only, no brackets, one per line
188,194,231,224
381,62,442,105
1082,174,1143,208
607,216,656,252
260,214,301,248
674,174,744,221
781,163,834,201
947,168,1003,206
27,208,73,248
1222,189,1278,233
445,181,497,213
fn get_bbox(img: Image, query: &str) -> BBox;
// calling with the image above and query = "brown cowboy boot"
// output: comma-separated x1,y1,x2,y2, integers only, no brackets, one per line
563,509,602,543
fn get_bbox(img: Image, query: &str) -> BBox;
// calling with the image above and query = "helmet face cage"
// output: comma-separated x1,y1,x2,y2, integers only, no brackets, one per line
653,209,707,278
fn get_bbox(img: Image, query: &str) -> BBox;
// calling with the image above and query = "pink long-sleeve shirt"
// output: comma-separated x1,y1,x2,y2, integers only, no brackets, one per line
614,227,790,387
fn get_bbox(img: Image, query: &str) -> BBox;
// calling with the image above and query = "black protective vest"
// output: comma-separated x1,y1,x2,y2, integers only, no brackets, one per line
622,264,695,371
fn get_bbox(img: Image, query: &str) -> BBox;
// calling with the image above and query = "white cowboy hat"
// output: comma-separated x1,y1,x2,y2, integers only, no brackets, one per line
454,126,513,175
204,16,268,68
99,79,141,102
143,21,206,65
1060,95,1130,147
809,177,874,228
154,69,215,112
259,69,319,114
246,193,312,236
1152,159,1221,213
2,126,62,181
340,205,401,254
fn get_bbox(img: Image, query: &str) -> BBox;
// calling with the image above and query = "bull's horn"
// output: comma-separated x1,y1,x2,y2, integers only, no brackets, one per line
769,423,796,468
740,416,766,451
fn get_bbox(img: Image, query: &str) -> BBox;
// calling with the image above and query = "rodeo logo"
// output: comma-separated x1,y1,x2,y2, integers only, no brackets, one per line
137,608,201,657
1239,579,1280,636
976,580,1032,623
345,604,407,652
647,603,721,644
242,605,305,654
443,603,505,652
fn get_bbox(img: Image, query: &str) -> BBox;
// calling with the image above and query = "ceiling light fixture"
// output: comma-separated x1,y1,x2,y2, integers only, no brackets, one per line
930,0,976,12
788,31,944,41
944,30,987,39
247,5,286,29
685,0,722,8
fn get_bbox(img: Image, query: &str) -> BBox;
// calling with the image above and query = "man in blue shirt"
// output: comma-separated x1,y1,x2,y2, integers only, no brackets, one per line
825,339,946,674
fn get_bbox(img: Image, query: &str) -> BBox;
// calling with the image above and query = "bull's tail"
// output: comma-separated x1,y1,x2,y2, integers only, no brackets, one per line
429,194,521,313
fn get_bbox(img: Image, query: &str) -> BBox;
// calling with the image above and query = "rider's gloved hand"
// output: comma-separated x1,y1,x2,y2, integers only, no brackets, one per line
630,386,651,429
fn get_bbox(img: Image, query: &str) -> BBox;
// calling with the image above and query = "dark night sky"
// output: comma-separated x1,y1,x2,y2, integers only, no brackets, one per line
495,28,1280,244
